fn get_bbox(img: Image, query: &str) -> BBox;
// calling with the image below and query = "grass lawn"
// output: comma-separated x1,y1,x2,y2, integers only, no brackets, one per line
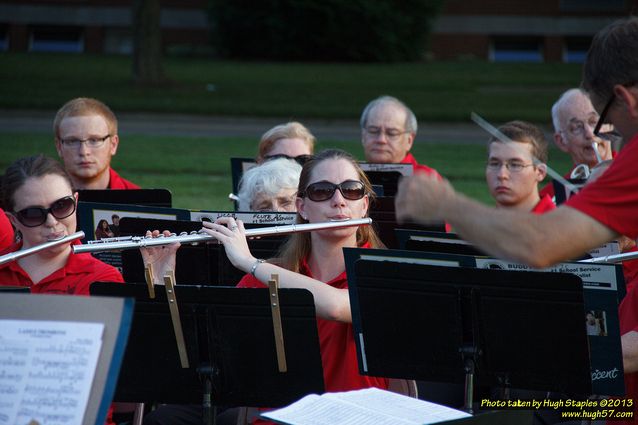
0,133,573,211
0,52,582,123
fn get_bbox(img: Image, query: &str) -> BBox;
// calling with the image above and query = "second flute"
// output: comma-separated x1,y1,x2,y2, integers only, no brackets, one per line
72,218,373,254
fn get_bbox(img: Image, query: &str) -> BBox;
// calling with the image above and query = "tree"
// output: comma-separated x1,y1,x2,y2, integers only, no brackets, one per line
132,0,165,84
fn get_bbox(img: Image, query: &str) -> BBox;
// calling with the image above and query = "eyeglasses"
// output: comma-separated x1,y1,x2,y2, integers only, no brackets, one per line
59,135,111,149
486,160,534,173
299,180,366,202
593,95,615,137
364,126,408,142
14,196,76,227
564,119,599,137
263,154,314,166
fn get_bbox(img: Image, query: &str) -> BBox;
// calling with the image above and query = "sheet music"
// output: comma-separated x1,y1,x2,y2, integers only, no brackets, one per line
0,320,104,425
262,387,471,425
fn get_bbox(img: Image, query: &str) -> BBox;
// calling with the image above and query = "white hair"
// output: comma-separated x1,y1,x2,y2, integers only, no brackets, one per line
360,95,418,134
237,158,302,211
551,88,589,133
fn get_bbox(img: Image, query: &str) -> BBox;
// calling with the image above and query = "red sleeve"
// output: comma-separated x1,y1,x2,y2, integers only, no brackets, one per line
0,209,14,251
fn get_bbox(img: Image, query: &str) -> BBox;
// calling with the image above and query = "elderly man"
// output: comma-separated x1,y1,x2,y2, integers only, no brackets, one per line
360,96,442,177
540,88,615,198
54,97,139,190
395,17,638,424
485,121,553,213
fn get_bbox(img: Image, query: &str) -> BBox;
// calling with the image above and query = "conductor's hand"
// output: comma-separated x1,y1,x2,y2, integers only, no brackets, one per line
140,230,181,284
395,173,456,224
200,217,255,273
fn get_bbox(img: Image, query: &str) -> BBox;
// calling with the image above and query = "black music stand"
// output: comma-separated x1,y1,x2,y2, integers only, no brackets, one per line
344,248,592,412
77,189,172,207
119,217,288,284
369,196,446,249
90,282,325,423
395,229,487,257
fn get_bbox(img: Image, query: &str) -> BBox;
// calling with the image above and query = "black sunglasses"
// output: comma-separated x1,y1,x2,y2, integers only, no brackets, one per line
300,180,366,202
14,195,76,227
264,154,314,166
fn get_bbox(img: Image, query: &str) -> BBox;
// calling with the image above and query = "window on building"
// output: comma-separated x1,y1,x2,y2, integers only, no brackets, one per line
560,0,624,12
563,37,592,64
0,25,7,51
490,37,543,63
29,26,83,53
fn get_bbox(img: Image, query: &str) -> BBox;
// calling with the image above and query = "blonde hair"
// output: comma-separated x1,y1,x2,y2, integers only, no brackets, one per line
275,149,384,272
53,97,118,138
257,122,315,162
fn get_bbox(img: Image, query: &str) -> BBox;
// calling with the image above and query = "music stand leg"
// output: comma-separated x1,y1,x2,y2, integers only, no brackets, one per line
198,365,216,425
460,346,480,414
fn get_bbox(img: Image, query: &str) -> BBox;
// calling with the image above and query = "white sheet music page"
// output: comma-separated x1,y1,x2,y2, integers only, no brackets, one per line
261,387,472,425
0,319,104,425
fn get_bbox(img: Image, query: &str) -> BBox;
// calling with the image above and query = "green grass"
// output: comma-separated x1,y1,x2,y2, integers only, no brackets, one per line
0,52,582,122
0,133,573,211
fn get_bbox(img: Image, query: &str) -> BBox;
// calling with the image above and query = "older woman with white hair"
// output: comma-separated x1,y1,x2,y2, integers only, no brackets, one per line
237,157,302,212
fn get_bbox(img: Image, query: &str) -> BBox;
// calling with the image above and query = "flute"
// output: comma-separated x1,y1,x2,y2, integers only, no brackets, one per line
580,250,638,264
72,218,372,254
0,231,85,266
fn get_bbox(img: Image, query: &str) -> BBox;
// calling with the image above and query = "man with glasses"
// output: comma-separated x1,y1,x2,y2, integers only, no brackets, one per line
396,18,638,422
360,96,442,178
485,121,553,213
54,97,139,190
539,88,616,199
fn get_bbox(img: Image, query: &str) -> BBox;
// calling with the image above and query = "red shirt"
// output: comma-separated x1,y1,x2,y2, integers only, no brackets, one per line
108,168,140,190
0,208,14,251
401,152,443,179
0,240,123,294
616,288,638,424
566,134,638,240
236,253,389,394
531,194,556,214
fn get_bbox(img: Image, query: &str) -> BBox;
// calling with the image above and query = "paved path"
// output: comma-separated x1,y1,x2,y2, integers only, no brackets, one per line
0,109,494,144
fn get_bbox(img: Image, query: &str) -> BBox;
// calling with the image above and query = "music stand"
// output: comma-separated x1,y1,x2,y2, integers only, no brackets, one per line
90,282,325,420
369,196,446,249
77,189,172,207
395,229,487,257
344,248,592,412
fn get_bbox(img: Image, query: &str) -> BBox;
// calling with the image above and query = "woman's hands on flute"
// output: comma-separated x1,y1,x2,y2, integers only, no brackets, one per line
200,217,256,273
139,230,181,285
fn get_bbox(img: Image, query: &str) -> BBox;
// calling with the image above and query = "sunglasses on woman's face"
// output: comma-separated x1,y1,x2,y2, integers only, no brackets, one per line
14,195,76,227
264,153,314,166
300,180,366,202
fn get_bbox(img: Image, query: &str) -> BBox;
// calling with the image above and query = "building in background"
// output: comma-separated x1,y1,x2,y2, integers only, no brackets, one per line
0,0,632,62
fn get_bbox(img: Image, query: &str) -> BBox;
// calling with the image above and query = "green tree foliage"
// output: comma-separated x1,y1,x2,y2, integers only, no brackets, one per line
209,0,444,62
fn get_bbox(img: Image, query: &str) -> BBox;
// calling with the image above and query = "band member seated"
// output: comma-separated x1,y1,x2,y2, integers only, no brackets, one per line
485,121,554,214
237,157,302,212
54,97,139,190
255,121,315,165
141,149,388,425
0,155,123,294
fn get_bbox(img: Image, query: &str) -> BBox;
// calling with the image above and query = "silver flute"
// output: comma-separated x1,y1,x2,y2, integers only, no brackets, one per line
580,250,638,264
72,218,372,254
0,231,85,266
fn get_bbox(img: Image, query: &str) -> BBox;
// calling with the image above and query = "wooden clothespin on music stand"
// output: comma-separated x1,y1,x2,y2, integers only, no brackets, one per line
143,264,189,368
268,274,287,372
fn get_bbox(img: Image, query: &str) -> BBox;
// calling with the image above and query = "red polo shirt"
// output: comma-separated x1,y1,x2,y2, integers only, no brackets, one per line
108,168,140,190
0,208,14,251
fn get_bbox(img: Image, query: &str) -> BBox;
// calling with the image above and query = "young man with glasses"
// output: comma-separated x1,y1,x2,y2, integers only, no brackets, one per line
539,88,616,199
54,97,139,190
485,121,553,213
396,18,638,422
360,96,442,178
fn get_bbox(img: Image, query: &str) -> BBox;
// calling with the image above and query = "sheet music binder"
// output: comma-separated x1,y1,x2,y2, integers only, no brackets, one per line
90,282,325,407
0,292,134,425
77,188,172,207
344,248,592,397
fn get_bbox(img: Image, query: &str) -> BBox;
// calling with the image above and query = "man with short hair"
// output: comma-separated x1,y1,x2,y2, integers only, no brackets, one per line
540,88,615,198
54,97,139,190
395,18,638,423
485,121,553,213
360,96,441,178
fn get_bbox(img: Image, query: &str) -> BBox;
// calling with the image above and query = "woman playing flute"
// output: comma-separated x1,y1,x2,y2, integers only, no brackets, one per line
142,149,389,425
0,154,123,295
